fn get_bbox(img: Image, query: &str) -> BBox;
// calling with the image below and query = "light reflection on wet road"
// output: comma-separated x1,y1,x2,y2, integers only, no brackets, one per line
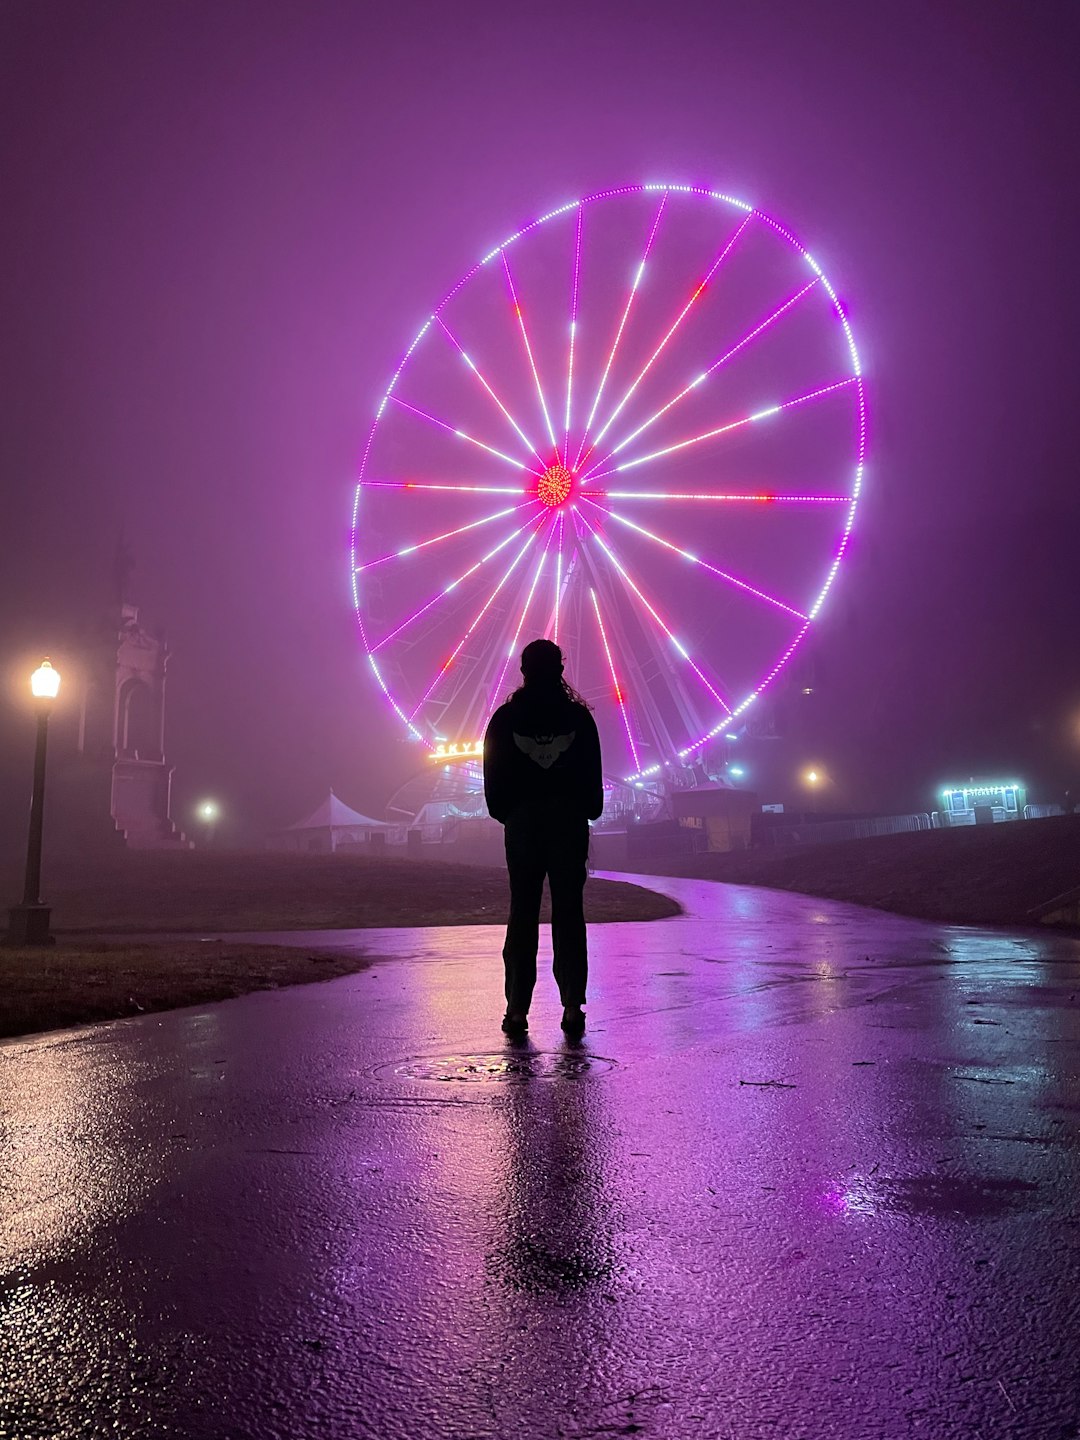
1,875,1079,1439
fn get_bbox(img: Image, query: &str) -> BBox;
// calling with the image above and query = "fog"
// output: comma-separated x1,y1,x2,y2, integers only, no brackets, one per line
2,0,1078,844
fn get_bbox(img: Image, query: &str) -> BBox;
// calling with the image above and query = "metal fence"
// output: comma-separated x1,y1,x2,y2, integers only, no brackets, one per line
755,812,933,848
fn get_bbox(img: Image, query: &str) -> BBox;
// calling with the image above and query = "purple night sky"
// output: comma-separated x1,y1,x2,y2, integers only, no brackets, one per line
1,0,1078,840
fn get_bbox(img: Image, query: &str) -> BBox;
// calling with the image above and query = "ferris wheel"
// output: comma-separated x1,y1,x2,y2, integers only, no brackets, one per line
351,184,865,789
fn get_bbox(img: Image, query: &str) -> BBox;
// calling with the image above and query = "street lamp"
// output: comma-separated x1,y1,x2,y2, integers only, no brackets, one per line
6,659,62,946
799,765,833,815
197,799,220,846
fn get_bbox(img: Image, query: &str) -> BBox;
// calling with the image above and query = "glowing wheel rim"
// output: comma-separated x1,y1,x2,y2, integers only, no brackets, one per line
351,184,866,783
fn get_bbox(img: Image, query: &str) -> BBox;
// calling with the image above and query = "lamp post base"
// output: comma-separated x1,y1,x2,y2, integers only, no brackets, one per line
5,904,55,947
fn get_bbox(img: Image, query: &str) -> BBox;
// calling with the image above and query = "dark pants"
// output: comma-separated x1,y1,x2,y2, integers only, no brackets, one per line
502,805,589,1013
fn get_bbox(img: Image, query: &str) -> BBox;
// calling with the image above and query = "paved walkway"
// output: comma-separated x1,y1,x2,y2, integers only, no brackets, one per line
2,875,1079,1440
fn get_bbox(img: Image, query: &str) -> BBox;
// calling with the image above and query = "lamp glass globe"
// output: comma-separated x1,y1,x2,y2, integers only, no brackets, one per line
30,660,61,699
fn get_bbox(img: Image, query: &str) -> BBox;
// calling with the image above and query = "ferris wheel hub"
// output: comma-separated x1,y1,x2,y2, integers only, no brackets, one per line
537,462,573,508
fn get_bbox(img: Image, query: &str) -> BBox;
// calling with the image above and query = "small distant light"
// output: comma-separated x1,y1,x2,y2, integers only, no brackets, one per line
802,687,814,696
725,732,738,741
198,800,220,822
729,765,746,778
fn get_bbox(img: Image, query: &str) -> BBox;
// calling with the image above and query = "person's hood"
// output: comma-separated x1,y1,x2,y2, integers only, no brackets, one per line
506,686,577,727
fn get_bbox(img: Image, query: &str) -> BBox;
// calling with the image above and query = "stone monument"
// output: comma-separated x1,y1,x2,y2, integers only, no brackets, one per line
56,544,190,850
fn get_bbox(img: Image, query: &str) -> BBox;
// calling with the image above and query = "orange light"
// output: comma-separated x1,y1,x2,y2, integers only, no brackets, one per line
537,463,573,508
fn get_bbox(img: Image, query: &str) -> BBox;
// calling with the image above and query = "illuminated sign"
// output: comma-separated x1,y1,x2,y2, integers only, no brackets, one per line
940,781,1024,815
430,740,485,761
940,783,1023,801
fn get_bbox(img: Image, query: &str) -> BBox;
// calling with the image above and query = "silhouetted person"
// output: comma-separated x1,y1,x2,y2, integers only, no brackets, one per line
483,639,603,1037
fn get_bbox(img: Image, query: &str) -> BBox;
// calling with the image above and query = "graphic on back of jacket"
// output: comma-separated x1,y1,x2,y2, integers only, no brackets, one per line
483,694,603,823
513,731,575,769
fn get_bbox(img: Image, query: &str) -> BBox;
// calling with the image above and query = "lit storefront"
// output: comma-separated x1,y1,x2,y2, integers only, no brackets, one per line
939,781,1026,825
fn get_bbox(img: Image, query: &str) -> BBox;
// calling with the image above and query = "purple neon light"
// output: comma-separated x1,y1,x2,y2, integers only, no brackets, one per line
625,465,867,781
594,277,820,470
595,489,848,503
502,253,560,457
564,205,583,456
407,517,548,722
580,212,752,467
435,316,546,466
362,480,527,495
590,586,640,773
389,395,544,476
366,655,423,742
583,377,857,483
351,182,866,769
581,497,808,620
573,193,668,470
487,517,557,714
553,510,565,643
371,512,543,652
674,617,814,768
355,501,534,572
578,510,731,717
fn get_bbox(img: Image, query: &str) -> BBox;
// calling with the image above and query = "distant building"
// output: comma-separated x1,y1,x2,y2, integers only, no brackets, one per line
938,781,1026,826
671,785,758,852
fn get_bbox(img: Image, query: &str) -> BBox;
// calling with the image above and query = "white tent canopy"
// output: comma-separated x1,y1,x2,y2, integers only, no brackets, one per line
287,791,390,832
269,790,394,853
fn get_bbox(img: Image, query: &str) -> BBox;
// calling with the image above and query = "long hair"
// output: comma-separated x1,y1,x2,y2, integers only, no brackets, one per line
508,638,592,709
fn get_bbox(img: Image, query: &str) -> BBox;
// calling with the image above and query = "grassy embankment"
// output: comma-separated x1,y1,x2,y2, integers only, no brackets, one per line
643,812,1080,928
0,849,680,1040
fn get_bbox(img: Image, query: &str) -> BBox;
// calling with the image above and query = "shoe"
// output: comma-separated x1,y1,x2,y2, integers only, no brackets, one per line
560,1006,586,1037
501,1011,529,1036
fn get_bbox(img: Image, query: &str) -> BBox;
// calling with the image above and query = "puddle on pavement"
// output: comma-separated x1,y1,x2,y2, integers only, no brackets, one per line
826,1172,1043,1219
377,1052,616,1083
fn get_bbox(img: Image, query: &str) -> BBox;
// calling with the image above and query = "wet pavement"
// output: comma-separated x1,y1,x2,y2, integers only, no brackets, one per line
2,874,1080,1440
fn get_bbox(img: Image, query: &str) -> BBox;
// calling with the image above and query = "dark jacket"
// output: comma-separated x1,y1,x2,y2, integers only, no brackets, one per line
483,687,603,824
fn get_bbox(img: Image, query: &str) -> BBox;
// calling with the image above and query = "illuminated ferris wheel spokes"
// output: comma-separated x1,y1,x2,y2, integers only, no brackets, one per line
576,508,732,718
580,377,858,485
388,393,544,478
351,184,866,781
574,513,716,771
577,209,753,472
403,515,549,731
562,203,584,459
486,516,559,715
434,314,547,468
579,497,808,621
501,250,561,459
368,508,544,654
574,192,668,471
581,274,822,476
355,499,534,576
589,585,641,774
387,203,844,537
